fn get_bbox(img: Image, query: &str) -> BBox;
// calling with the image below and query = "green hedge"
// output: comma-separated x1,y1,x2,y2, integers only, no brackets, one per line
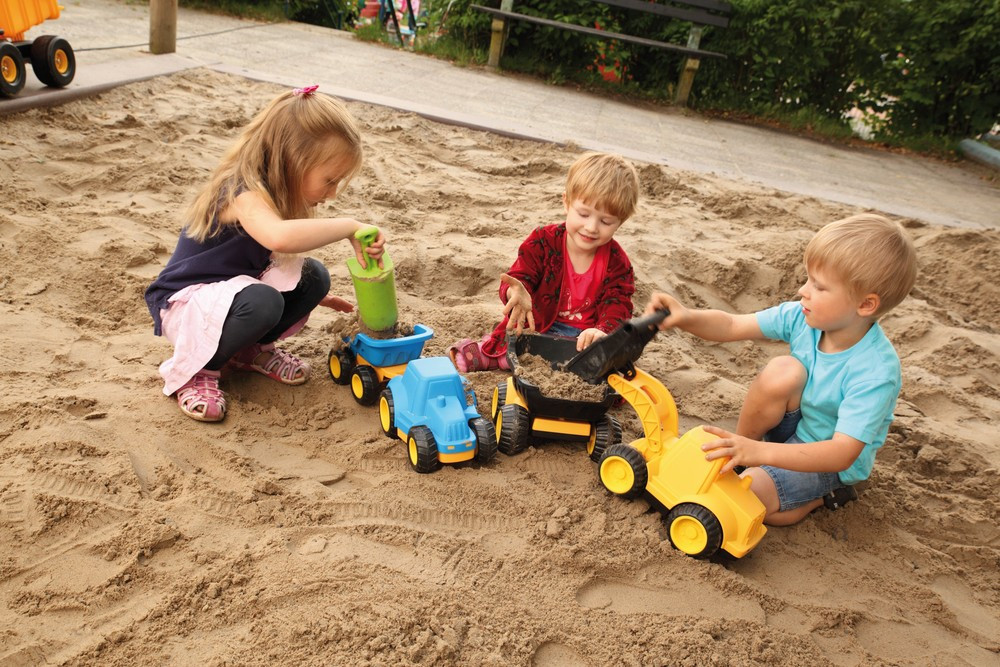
447,0,999,140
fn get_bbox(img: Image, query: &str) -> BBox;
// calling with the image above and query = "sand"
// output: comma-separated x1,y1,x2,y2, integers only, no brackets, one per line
1,69,998,666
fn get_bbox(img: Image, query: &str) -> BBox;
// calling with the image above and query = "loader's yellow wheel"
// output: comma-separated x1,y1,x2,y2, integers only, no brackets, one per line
666,503,723,559
601,456,635,494
598,444,647,499
670,515,708,555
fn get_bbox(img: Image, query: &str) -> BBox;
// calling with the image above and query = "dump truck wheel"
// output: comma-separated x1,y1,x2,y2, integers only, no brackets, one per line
351,365,381,405
30,35,75,88
598,444,647,498
471,416,497,463
328,348,354,385
407,425,440,473
491,382,507,421
497,403,530,456
0,42,26,98
588,415,622,463
378,389,396,439
666,503,723,559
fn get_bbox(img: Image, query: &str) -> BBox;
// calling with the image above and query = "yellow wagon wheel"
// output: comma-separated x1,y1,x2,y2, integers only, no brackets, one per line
0,42,26,98
30,35,75,88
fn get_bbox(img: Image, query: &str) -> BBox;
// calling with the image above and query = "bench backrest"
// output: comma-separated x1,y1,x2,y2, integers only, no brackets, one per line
589,0,732,29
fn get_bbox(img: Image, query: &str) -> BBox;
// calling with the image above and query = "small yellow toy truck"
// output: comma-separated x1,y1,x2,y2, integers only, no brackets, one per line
0,0,76,98
492,332,622,460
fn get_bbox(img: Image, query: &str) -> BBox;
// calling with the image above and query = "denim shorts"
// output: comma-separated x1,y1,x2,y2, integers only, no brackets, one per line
760,410,845,511
545,321,585,337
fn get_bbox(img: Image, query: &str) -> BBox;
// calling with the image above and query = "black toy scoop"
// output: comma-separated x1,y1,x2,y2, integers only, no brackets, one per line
560,309,670,382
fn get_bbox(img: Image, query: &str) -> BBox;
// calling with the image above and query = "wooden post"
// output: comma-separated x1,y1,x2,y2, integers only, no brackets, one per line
487,0,514,69
149,0,178,55
674,25,702,107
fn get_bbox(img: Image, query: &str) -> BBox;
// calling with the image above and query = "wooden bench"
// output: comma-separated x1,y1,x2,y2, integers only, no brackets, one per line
470,0,732,106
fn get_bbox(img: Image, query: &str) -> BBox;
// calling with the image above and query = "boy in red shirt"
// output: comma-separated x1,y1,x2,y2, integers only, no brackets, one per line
449,152,639,371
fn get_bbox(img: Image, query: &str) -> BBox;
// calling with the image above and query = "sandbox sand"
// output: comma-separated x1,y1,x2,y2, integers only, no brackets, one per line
1,69,998,665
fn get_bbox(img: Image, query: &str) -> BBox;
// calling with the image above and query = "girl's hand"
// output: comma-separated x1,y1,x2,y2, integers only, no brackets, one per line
500,273,535,334
644,292,688,330
576,328,606,351
700,425,768,475
318,294,355,312
350,224,386,269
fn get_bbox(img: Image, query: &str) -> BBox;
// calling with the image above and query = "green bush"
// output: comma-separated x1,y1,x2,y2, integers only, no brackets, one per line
452,0,999,141
873,0,1000,138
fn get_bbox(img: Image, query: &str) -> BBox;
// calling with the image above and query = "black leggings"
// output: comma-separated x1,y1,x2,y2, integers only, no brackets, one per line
204,258,331,371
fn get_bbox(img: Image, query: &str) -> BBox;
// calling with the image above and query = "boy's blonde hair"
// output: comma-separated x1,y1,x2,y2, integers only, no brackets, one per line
564,152,640,221
804,213,917,317
185,89,363,242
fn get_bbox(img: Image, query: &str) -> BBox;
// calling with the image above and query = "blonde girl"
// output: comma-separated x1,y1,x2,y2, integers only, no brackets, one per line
144,85,383,422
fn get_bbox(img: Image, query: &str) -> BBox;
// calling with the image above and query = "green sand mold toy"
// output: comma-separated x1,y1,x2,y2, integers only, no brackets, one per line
347,227,398,333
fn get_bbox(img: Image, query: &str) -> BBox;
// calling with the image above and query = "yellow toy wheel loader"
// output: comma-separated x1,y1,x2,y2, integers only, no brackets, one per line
499,310,768,559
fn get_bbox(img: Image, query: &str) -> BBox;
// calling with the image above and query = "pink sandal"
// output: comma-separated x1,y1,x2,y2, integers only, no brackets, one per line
447,337,510,372
176,370,227,422
229,343,310,385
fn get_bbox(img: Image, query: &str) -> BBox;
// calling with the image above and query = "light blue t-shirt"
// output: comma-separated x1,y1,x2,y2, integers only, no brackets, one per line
756,301,901,485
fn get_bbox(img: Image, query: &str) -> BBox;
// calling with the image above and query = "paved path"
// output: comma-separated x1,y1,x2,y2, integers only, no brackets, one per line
4,0,996,229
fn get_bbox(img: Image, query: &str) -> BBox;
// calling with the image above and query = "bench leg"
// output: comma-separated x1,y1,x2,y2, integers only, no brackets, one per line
675,57,700,106
674,25,703,107
488,18,507,68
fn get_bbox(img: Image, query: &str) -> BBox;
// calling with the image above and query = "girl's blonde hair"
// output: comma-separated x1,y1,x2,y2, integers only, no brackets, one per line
184,89,362,242
565,152,640,221
804,213,917,317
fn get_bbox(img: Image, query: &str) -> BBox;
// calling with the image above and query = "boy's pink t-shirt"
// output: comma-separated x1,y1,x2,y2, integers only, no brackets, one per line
555,242,610,329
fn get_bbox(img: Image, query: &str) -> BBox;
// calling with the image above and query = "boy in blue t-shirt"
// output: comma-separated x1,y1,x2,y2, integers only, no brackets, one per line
645,214,917,526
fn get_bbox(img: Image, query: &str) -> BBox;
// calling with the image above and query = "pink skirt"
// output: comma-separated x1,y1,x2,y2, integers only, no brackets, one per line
158,258,307,395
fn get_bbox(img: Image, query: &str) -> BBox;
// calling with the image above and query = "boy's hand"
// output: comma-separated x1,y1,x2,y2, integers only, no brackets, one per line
350,224,386,269
644,293,687,330
501,273,535,333
576,328,606,351
318,294,355,312
700,425,769,475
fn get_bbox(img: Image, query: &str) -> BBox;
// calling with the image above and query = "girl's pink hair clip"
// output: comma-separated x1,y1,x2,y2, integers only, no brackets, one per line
293,84,319,97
